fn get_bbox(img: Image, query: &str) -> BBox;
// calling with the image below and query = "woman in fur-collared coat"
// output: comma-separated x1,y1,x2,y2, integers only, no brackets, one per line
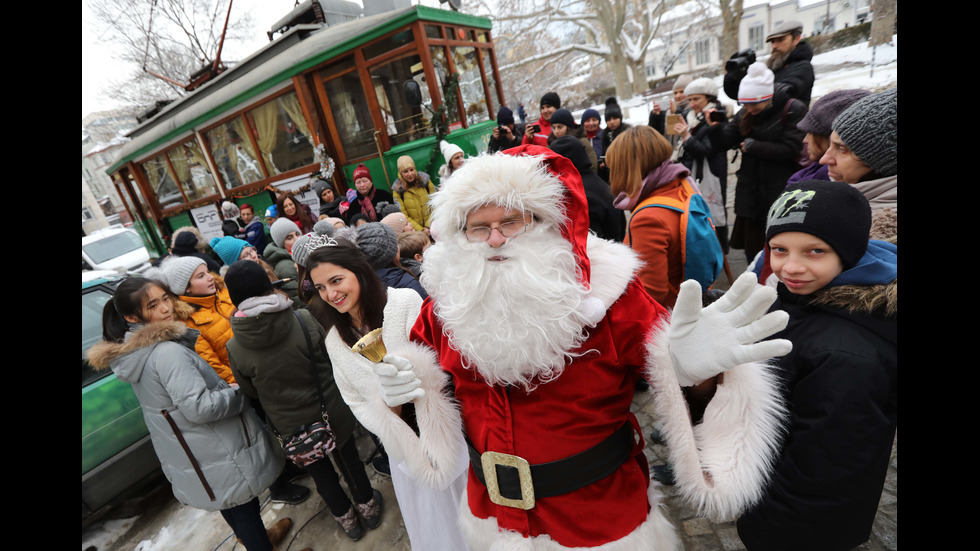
87,277,284,550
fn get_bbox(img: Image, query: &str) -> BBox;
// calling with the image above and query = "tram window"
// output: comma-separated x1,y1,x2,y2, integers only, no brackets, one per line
480,48,500,117
364,29,414,61
323,71,376,160
244,92,315,175
430,46,463,126
205,120,265,188
424,24,442,39
370,53,435,148
140,155,183,209
451,46,490,126
166,140,217,202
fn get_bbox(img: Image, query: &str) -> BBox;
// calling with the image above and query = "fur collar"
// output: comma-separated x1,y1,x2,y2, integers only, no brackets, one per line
86,321,191,371
810,278,897,318
586,234,641,309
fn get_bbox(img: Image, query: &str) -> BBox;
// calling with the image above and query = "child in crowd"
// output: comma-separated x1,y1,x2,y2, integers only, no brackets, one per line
736,180,897,551
397,230,430,279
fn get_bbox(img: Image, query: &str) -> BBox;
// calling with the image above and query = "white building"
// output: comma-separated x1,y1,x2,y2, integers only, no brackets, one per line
82,109,140,234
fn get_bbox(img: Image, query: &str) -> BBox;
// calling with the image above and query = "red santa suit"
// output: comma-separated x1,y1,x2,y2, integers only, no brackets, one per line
381,146,788,550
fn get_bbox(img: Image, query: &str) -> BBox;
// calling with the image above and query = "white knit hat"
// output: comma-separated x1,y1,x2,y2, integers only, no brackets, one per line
440,140,464,164
737,62,774,104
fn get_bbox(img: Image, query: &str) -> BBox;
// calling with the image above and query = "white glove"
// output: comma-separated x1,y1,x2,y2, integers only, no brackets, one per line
667,273,792,387
373,354,425,408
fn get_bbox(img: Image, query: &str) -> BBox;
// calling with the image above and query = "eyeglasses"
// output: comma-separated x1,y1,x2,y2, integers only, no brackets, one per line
464,219,532,242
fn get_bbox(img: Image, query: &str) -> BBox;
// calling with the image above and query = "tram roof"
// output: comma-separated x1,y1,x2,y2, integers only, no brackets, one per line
107,5,490,175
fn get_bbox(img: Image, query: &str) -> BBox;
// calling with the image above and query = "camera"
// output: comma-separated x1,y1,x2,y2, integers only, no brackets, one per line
708,110,727,123
725,48,756,73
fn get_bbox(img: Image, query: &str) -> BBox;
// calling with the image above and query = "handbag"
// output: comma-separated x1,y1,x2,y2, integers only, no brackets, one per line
273,312,337,467
694,158,727,228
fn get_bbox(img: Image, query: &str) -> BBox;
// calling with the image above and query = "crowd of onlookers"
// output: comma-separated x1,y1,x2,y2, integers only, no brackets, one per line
90,19,895,551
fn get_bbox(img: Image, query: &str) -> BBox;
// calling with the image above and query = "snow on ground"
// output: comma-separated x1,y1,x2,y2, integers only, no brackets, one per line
572,34,898,127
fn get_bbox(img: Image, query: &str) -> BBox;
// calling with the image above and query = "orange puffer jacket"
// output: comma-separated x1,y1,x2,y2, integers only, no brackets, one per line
174,276,237,384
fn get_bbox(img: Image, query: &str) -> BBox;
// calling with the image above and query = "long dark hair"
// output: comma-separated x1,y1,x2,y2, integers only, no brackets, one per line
305,238,387,347
101,277,172,343
277,192,314,233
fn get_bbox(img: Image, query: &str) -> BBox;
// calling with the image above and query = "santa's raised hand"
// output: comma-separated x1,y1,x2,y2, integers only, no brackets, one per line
668,273,792,387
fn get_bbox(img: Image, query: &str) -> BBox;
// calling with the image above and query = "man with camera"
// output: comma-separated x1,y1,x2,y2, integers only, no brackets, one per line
488,106,524,153
522,91,560,147
724,21,815,106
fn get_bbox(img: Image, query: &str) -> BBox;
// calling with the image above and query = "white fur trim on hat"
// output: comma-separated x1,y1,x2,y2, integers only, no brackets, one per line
428,152,567,239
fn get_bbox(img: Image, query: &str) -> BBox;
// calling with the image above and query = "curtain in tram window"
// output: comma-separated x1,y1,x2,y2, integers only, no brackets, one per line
231,117,263,183
280,93,313,144
186,141,217,197
250,101,280,174
169,150,190,185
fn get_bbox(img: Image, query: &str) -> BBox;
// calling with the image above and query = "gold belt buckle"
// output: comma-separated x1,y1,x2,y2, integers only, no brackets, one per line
480,450,535,510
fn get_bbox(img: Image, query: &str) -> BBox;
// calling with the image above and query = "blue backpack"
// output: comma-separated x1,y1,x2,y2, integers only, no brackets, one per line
626,178,724,291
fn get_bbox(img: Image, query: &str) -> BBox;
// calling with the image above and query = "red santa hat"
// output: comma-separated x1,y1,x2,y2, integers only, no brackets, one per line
427,144,592,287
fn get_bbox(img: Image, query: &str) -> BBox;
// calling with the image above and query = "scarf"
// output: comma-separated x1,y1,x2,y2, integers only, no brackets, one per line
612,160,692,211
359,187,378,222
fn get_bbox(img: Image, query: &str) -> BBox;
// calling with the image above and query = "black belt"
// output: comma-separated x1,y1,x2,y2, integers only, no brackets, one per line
467,422,635,510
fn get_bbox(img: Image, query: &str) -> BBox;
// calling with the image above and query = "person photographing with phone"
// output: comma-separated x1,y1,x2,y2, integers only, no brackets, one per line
488,106,523,153
522,91,560,147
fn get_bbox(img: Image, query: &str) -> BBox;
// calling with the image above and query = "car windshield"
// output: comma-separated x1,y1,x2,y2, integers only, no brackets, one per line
83,232,145,264
82,288,113,387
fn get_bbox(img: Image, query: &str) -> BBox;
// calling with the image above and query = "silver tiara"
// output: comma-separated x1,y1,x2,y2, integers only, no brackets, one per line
303,234,338,253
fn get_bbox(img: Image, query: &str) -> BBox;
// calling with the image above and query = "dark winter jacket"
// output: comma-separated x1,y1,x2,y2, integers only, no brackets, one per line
226,300,356,444
487,124,524,154
242,220,267,254
344,187,394,224
737,245,897,551
678,107,727,189
549,135,624,241
377,267,428,300
318,197,344,218
547,125,599,174
86,321,282,511
772,40,816,106
708,96,807,224
601,122,632,157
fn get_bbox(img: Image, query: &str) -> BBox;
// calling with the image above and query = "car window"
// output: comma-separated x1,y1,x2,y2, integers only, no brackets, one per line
82,232,145,264
82,288,113,387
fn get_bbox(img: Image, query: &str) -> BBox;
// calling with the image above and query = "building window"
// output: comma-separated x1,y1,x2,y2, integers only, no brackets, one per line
695,38,710,66
814,15,836,35
646,63,656,77
82,207,95,222
749,24,765,52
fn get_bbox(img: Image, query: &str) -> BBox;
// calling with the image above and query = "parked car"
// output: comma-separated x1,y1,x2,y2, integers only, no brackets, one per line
82,226,152,274
82,274,162,523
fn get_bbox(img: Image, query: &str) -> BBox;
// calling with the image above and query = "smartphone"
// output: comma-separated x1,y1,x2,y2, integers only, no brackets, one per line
528,124,541,133
709,110,727,123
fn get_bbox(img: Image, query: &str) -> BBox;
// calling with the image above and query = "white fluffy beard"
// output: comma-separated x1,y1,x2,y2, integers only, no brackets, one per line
421,223,593,391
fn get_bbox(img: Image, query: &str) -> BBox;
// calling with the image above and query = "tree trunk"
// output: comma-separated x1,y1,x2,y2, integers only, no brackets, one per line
869,0,896,47
719,0,744,72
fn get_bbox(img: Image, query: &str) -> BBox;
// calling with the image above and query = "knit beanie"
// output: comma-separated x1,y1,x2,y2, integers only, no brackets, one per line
831,87,897,177
396,155,416,172
172,231,200,255
581,108,601,124
270,218,301,248
291,220,338,268
550,108,576,129
352,163,371,182
737,62,774,104
264,205,278,218
540,91,561,109
684,77,718,98
440,140,464,164
221,201,240,220
604,102,623,122
356,222,398,269
766,180,871,270
672,74,694,92
209,236,250,266
163,256,206,295
224,260,274,307
497,106,515,126
797,89,873,136
312,178,333,197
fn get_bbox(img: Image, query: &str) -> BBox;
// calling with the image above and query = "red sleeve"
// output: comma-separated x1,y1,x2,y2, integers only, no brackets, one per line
409,297,442,350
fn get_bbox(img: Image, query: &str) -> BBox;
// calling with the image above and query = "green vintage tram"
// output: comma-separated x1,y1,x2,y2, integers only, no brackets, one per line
106,4,505,254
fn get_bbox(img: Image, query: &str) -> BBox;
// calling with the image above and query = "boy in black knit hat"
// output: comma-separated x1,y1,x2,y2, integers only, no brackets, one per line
736,179,897,551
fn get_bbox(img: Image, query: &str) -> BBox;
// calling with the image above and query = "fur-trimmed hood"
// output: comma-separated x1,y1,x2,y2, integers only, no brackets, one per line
86,321,198,374
811,277,897,319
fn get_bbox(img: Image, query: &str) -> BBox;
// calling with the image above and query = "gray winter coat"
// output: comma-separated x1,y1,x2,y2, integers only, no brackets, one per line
87,321,283,511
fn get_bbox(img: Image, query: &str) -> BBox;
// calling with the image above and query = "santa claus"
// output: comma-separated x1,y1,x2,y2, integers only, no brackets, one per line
368,145,791,550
